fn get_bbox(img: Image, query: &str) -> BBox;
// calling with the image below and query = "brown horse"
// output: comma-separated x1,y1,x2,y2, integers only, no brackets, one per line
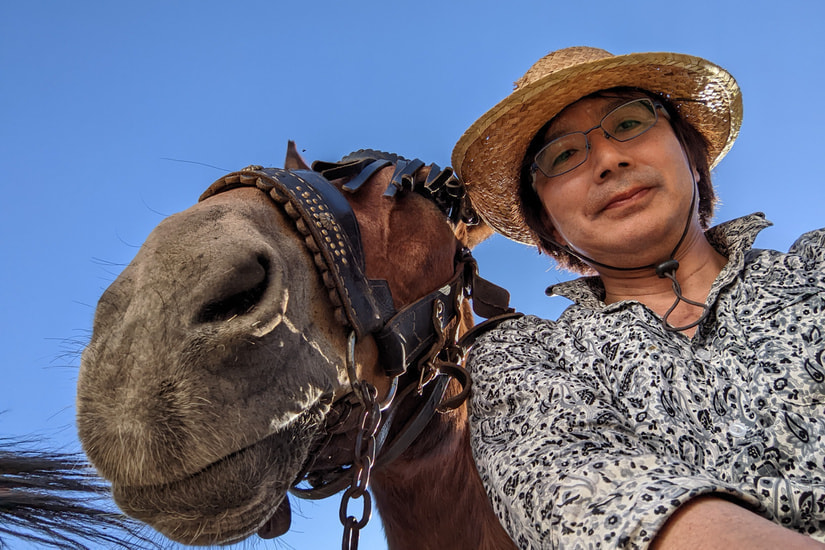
76,143,517,549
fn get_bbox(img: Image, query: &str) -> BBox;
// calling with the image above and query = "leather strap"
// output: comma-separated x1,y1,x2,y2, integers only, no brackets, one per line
383,159,425,197
374,264,464,377
312,158,393,193
460,251,516,319
374,374,449,468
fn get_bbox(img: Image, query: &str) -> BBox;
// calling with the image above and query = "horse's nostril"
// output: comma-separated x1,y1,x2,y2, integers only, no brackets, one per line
197,255,270,324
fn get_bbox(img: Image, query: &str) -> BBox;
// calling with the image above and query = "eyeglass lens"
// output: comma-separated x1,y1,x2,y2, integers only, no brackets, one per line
534,98,659,178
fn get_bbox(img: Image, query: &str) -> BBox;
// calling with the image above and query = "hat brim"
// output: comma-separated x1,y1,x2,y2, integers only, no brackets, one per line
451,51,742,246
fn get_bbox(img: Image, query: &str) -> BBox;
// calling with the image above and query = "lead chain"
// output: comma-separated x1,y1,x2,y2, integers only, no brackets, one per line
338,381,381,550
339,332,383,550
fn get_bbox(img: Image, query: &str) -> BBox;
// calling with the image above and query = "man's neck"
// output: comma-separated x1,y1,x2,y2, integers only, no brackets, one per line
600,230,728,337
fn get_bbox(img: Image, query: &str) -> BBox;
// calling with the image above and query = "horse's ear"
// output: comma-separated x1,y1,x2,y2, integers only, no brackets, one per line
284,140,311,170
457,222,494,250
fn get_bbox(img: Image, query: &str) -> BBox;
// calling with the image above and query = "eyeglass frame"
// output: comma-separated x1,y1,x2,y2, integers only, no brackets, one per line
530,97,669,183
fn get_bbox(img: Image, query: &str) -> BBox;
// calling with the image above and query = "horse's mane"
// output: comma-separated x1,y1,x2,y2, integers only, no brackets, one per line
0,437,157,549
339,149,407,164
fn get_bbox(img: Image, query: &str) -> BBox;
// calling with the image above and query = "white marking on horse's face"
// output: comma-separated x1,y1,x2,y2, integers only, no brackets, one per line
250,287,287,337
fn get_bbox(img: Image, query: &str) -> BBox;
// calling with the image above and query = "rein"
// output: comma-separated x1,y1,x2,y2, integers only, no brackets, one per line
199,154,518,549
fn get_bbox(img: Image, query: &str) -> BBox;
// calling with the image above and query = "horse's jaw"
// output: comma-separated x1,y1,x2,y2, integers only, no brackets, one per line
111,403,327,545
79,318,334,544
76,188,350,544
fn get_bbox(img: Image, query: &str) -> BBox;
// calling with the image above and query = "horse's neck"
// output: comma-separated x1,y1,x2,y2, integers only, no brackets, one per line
341,167,512,547
371,406,515,550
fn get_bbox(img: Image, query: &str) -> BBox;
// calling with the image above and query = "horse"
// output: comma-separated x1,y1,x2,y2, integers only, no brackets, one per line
75,142,518,549
0,438,154,549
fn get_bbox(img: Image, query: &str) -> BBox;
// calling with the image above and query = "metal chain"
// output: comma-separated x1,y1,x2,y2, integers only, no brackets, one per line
338,381,381,550
338,331,384,550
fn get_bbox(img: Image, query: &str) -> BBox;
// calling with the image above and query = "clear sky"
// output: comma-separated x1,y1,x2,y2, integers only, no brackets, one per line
2,1,823,548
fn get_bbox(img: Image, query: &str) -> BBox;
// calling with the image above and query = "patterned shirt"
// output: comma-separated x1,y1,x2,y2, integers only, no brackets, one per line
468,214,825,549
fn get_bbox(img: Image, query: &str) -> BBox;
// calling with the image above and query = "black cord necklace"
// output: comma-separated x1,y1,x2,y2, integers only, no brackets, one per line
545,177,711,332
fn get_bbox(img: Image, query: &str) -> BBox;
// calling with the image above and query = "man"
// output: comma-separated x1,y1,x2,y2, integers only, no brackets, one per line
452,46,825,548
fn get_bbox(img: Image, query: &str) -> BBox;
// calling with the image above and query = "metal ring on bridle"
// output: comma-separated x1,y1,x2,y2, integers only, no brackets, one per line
345,330,398,411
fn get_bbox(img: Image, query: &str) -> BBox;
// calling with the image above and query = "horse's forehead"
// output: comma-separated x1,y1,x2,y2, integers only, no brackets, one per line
347,169,456,242
337,169,459,307
168,188,292,235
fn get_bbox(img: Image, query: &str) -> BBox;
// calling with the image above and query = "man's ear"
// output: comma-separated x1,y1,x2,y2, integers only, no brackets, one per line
539,210,567,247
551,228,568,247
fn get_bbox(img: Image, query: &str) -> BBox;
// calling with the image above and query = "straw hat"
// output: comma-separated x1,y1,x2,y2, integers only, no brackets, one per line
451,46,742,246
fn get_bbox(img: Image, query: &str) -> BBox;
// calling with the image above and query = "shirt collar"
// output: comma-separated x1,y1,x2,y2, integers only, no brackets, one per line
546,213,772,310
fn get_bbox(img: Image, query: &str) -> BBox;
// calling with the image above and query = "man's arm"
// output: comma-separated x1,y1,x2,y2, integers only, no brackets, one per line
652,496,825,549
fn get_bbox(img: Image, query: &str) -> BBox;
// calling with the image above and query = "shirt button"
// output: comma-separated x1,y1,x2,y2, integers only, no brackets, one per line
728,422,748,437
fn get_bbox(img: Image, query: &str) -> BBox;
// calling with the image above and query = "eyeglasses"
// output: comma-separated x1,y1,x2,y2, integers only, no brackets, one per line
532,98,666,180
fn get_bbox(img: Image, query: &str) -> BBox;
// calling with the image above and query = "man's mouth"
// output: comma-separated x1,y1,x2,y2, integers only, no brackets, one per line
601,187,651,212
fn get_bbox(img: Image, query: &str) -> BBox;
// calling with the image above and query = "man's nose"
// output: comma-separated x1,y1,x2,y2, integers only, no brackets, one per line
589,130,631,181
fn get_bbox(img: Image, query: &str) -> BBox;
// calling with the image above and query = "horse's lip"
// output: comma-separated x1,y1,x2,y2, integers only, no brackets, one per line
257,497,292,539
115,400,324,489
111,404,327,545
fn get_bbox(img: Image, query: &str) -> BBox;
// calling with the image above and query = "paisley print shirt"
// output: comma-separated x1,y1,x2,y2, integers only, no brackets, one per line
468,214,825,549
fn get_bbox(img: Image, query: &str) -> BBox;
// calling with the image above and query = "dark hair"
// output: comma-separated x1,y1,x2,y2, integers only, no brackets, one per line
0,437,156,549
518,87,715,274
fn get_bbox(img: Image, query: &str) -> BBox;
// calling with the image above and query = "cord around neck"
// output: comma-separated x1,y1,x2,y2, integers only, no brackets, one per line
544,177,711,333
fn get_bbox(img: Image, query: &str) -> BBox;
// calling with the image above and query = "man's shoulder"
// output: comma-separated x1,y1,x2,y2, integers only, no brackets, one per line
710,219,825,310
708,213,825,263
475,314,562,343
788,227,825,263
740,224,825,273
468,314,569,372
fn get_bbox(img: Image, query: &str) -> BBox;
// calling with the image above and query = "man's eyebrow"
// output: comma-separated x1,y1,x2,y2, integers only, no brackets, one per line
543,119,577,143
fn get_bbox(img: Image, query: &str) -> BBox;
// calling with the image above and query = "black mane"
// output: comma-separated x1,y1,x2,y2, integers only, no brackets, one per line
339,149,408,164
0,438,157,549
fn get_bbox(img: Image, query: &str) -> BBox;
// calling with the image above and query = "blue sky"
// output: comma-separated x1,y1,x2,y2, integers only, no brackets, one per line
2,1,823,548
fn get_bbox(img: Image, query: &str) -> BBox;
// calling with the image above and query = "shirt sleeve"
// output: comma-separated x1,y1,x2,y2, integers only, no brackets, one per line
467,315,760,550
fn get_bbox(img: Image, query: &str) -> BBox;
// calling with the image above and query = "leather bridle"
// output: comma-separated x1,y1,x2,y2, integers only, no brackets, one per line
199,151,519,548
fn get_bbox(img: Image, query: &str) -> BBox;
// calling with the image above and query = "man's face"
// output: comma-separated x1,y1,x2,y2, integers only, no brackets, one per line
532,93,700,270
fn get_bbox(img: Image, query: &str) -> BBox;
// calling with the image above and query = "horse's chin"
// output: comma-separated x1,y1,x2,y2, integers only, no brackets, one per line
111,408,325,546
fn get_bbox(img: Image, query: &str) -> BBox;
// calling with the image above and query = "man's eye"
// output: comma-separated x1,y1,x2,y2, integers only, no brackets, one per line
613,118,643,134
553,149,578,167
